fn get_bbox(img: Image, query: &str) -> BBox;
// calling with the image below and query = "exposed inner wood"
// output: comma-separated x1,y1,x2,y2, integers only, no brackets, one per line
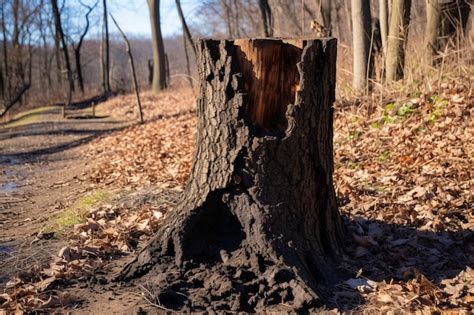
234,39,302,130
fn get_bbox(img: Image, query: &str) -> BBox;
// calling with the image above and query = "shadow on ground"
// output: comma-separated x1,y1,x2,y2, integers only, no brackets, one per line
332,215,473,310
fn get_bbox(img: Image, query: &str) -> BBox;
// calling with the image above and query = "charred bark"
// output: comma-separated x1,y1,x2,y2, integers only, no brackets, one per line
118,38,344,312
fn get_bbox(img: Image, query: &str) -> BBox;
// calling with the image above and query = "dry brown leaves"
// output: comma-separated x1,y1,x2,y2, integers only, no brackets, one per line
1,188,181,313
2,80,472,312
86,89,197,190
333,79,473,311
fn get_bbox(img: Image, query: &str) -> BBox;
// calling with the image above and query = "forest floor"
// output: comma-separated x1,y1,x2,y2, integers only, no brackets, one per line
0,81,472,313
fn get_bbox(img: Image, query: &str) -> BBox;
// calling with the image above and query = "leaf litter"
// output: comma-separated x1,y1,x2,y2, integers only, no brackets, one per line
1,81,472,312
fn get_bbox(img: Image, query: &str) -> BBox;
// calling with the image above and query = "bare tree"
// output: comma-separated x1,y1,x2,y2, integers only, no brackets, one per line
424,0,441,65
320,0,332,35
351,0,372,91
51,0,73,117
101,0,111,93
385,0,411,82
175,0,196,58
258,0,273,37
70,1,98,93
379,0,388,56
110,14,143,124
148,0,167,93
1,0,11,101
175,0,196,88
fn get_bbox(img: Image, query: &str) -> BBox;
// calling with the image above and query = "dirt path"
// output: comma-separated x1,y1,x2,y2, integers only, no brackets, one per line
0,106,130,288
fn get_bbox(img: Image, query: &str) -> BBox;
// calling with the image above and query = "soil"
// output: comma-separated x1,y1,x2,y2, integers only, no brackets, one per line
0,105,142,313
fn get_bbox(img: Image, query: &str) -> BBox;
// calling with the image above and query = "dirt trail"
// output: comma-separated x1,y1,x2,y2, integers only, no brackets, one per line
0,106,130,287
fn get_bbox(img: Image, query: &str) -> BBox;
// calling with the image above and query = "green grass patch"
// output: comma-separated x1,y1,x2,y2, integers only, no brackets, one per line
378,150,391,162
427,96,448,123
371,101,416,128
48,190,112,234
2,105,61,129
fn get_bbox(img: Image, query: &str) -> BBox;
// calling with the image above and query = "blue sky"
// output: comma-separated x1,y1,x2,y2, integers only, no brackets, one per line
109,0,201,37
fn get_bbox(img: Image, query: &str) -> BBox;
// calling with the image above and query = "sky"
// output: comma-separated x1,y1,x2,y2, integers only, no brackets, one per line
108,0,202,38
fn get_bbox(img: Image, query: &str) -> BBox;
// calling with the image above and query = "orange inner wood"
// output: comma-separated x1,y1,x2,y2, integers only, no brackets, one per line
235,39,303,130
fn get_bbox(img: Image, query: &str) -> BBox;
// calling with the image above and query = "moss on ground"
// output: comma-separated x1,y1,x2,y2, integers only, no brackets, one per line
49,190,112,234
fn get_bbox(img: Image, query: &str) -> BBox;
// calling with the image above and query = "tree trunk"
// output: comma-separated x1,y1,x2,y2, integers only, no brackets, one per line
438,0,471,52
51,0,73,118
1,0,10,102
379,0,389,57
182,31,194,89
101,0,111,93
118,38,344,312
175,0,196,58
258,0,273,37
148,0,167,93
321,0,332,35
73,1,96,94
385,0,411,82
424,0,441,65
351,0,372,91
110,14,144,124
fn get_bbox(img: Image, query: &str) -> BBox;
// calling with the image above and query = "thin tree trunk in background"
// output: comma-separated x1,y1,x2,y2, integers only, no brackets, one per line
321,0,332,35
102,0,111,93
220,0,234,37
258,0,273,37
74,1,96,94
424,0,441,65
1,0,10,101
38,8,51,92
54,26,62,88
351,0,372,91
385,0,411,82
148,0,167,93
165,53,170,87
110,14,144,124
182,31,193,89
439,0,471,50
51,0,73,118
175,0,195,88
175,0,196,59
379,0,389,57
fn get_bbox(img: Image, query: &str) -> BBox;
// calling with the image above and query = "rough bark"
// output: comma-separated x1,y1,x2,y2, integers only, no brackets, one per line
385,0,411,82
351,0,372,91
148,0,167,93
118,38,344,312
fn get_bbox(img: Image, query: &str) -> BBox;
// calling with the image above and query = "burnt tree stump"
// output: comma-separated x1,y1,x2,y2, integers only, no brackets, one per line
119,38,344,312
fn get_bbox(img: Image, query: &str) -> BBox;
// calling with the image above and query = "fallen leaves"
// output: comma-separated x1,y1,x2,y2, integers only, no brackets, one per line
2,79,472,312
86,113,196,190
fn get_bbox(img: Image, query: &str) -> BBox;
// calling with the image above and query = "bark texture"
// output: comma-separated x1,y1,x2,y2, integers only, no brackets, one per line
119,38,344,312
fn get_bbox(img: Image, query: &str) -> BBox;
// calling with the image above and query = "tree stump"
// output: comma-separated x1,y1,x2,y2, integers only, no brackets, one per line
119,38,344,312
